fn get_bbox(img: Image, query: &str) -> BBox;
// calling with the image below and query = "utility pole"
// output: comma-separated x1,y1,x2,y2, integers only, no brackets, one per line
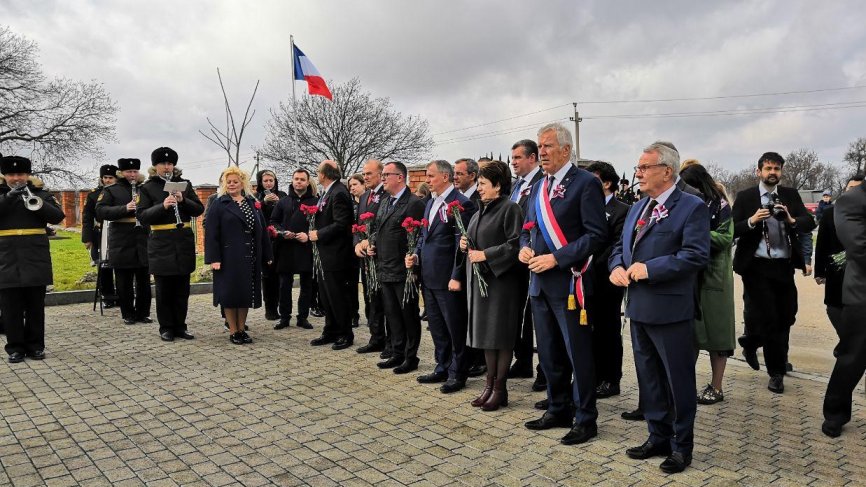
254,151,261,176
569,102,582,160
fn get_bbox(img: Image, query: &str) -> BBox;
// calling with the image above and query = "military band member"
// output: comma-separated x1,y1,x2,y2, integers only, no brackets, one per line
96,158,153,325
82,164,119,308
0,155,66,363
136,147,204,342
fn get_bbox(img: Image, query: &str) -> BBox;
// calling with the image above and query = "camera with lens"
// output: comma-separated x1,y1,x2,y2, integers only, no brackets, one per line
763,193,787,220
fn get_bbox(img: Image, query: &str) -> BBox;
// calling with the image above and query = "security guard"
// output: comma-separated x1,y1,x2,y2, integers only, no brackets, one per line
96,158,152,325
136,147,204,341
0,155,66,363
82,164,119,308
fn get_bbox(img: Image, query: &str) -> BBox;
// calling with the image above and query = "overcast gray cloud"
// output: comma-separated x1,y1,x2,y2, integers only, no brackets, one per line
3,0,866,185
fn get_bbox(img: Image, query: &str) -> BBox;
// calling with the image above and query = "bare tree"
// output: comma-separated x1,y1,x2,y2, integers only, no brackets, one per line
198,68,259,168
782,148,841,192
262,77,433,177
0,26,118,186
843,137,866,175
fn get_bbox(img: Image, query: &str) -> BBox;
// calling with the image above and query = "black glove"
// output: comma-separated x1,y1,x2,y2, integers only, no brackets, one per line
6,185,27,197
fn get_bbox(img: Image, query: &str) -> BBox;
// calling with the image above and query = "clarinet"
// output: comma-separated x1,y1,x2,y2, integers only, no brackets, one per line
131,181,142,227
163,172,184,228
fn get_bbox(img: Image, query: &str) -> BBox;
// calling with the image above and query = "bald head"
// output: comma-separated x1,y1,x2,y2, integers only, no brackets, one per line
318,159,341,183
362,159,383,189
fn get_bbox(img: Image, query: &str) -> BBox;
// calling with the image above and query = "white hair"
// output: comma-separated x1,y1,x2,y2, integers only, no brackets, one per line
643,141,680,173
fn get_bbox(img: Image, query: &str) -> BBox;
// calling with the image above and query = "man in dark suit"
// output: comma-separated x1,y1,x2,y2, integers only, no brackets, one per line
822,173,866,438
609,141,710,473
308,160,356,350
585,161,630,399
519,123,607,446
732,152,815,393
357,161,426,374
408,160,477,392
355,159,389,354
508,139,545,383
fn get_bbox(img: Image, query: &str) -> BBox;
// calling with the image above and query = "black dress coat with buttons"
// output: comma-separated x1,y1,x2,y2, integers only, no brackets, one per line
204,194,273,308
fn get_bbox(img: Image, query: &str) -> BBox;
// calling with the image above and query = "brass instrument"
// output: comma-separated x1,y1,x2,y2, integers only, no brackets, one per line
131,181,142,227
163,172,184,228
13,182,43,211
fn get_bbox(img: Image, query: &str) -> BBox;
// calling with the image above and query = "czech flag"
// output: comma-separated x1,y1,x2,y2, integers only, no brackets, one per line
293,45,333,100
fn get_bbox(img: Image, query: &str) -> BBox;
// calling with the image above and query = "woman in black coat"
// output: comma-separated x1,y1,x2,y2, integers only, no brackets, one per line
205,167,273,344
255,169,288,321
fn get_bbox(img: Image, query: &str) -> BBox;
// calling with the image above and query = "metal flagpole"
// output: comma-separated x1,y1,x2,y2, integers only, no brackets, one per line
290,35,299,167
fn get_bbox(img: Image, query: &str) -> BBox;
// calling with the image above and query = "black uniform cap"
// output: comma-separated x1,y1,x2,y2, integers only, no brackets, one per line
151,147,178,166
100,164,119,177
117,158,141,171
0,156,32,175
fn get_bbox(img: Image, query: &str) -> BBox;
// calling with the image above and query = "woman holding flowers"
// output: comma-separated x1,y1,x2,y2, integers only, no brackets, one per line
459,160,524,411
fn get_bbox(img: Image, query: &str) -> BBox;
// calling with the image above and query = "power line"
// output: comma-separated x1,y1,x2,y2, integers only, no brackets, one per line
578,84,866,104
430,104,571,136
583,100,866,120
434,118,568,145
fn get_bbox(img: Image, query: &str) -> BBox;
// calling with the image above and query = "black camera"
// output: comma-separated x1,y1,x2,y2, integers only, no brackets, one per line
763,194,787,220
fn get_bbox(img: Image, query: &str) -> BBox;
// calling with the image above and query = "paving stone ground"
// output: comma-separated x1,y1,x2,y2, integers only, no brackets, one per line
1,294,865,486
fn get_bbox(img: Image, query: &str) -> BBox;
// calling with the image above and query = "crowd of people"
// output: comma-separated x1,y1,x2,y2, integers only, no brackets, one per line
1,120,865,474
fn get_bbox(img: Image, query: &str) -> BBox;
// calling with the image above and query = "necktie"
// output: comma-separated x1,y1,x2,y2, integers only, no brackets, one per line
389,196,397,208
510,178,524,202
633,199,658,244
547,175,555,195
366,191,374,205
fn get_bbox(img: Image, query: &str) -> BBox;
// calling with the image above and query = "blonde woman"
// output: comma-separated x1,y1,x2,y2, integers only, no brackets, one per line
205,167,273,344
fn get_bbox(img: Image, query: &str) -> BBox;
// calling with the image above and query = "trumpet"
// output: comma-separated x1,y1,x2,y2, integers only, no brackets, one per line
131,181,142,227
13,182,43,211
163,172,183,228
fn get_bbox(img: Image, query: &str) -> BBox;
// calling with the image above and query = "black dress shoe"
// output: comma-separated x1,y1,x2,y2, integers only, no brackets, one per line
534,398,549,410
176,331,195,340
560,423,598,445
377,356,403,369
332,337,353,350
8,352,25,363
393,359,419,374
137,317,153,324
507,362,534,379
621,408,645,421
123,318,136,325
626,440,672,460
27,350,45,360
380,349,393,359
352,315,360,328
821,421,842,438
274,321,290,330
525,412,572,430
786,362,794,373
659,452,692,474
240,331,252,344
230,332,244,345
440,379,466,394
768,375,784,393
417,371,448,384
310,335,335,346
296,318,313,329
160,332,175,342
357,343,385,354
467,364,487,377
595,381,620,398
532,376,547,392
738,336,760,370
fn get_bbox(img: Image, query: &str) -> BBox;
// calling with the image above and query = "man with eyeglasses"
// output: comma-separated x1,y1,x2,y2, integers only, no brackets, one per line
454,158,481,204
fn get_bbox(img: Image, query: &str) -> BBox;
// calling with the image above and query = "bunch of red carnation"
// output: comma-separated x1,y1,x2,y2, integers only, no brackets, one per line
401,217,427,305
299,204,324,279
447,201,488,297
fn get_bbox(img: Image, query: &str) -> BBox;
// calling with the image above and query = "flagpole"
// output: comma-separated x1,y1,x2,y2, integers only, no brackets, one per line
290,35,298,167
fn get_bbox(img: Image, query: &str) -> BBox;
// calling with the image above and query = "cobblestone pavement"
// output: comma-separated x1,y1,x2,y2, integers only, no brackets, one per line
1,294,865,486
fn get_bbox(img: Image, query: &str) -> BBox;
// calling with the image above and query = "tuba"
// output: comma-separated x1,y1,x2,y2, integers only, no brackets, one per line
13,182,43,211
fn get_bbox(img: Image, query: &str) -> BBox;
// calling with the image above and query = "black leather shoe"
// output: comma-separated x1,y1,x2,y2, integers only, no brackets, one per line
274,320,290,330
137,317,153,324
508,362,534,379
532,376,547,392
659,452,692,474
821,421,842,438
230,332,244,345
417,371,448,384
560,423,598,445
176,331,195,340
8,352,25,363
123,318,136,325
240,331,252,344
626,440,672,460
393,359,419,374
786,362,794,373
467,364,487,377
27,350,45,360
377,356,403,369
310,335,335,346
738,336,760,370
525,412,572,430
352,315,360,328
332,337,353,350
380,349,393,359
357,343,385,354
768,375,784,393
440,379,466,394
534,398,549,410
621,408,645,421
596,381,620,398
296,318,313,329
160,332,175,342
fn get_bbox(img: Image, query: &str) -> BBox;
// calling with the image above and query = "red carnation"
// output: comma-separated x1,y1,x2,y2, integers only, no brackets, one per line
359,212,375,221
447,200,464,212
254,201,262,210
358,224,367,233
300,204,319,216
420,218,429,227
523,221,536,231
267,225,278,238
638,219,646,226
351,224,360,233
402,217,415,229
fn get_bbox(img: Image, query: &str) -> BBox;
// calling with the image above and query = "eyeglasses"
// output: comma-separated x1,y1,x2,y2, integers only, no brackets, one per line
633,163,666,173
382,172,402,178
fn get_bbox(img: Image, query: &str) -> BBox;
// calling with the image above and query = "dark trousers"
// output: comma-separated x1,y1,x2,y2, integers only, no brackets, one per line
531,293,597,426
740,258,797,377
318,270,353,340
823,305,866,427
631,319,696,455
380,280,421,362
513,273,535,368
349,266,360,321
154,275,190,334
360,265,387,346
278,272,312,322
262,264,280,315
1,286,46,354
114,267,152,320
589,287,624,384
90,243,116,301
424,287,468,380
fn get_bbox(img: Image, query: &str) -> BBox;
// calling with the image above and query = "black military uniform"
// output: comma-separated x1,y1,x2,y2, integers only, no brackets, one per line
0,156,66,363
96,158,152,324
136,147,204,341
82,164,118,308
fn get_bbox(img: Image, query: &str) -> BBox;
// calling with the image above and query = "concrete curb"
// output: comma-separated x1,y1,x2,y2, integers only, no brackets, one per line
46,282,213,307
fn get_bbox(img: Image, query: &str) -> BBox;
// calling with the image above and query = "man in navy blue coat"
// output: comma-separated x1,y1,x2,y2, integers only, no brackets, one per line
609,141,710,474
519,123,607,446
408,160,477,393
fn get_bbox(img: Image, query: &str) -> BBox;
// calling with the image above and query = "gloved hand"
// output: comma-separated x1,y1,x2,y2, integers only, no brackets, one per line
6,185,27,197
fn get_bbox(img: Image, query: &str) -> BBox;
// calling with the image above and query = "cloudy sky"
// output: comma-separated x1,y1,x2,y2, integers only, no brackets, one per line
3,0,866,185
